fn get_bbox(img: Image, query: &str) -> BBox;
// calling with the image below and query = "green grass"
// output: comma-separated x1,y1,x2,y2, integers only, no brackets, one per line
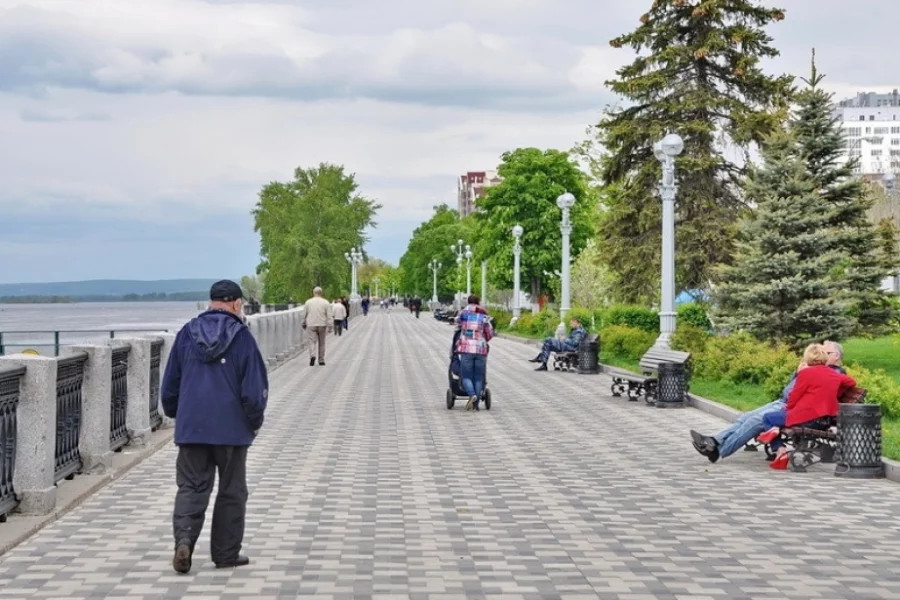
843,335,900,385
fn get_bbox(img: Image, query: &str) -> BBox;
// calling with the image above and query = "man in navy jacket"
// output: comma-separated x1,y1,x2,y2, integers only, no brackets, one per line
162,280,268,574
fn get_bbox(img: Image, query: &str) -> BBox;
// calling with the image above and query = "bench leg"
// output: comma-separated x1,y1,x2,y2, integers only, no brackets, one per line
643,380,657,405
626,381,642,402
611,379,627,397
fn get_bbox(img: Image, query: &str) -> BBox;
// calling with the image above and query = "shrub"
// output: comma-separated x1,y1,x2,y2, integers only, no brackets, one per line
693,332,798,389
490,308,512,330
514,313,535,333
671,324,710,355
536,309,561,336
603,305,659,333
677,302,712,331
600,325,655,361
845,363,900,420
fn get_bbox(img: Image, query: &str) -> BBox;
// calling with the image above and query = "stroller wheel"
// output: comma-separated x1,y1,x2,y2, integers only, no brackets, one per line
483,388,492,411
446,388,455,410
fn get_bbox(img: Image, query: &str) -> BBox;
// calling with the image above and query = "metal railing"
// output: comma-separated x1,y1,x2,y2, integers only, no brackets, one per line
110,347,130,451
0,329,169,357
149,340,163,431
55,353,86,483
0,366,24,522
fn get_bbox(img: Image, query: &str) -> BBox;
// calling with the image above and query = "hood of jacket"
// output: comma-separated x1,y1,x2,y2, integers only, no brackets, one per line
188,310,246,362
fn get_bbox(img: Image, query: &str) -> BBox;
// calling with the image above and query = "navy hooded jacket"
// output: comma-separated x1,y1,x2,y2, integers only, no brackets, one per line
161,309,269,446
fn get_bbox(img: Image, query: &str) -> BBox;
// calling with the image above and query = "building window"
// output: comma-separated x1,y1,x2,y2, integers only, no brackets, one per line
860,115,866,121
872,150,883,156
891,150,900,156
845,127,862,137
871,115,876,120
875,127,889,134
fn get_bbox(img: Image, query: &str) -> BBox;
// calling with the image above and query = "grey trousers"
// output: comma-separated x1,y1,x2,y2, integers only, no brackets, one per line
308,325,327,360
173,444,249,562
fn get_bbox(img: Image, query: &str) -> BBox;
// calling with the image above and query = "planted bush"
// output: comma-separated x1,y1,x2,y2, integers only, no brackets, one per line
604,305,659,333
671,324,710,354
845,363,900,420
677,302,712,331
599,325,655,361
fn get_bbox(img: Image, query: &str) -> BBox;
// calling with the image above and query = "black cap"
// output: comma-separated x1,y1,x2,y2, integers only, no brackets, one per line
209,279,243,302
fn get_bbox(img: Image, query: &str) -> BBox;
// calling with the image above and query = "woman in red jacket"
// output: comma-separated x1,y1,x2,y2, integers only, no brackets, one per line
759,343,856,468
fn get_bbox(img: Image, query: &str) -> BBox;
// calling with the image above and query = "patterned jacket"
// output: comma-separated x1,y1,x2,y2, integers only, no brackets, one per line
563,326,588,351
455,305,494,355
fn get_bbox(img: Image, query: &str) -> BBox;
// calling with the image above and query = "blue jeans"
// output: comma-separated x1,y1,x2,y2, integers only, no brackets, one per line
459,353,487,400
713,399,785,458
538,338,570,363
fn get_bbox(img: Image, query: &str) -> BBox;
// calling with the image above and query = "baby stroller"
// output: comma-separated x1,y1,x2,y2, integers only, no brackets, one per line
446,328,492,410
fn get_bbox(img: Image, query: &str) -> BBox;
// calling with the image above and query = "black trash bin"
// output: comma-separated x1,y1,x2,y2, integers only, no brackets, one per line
577,334,600,375
656,362,686,408
835,403,884,479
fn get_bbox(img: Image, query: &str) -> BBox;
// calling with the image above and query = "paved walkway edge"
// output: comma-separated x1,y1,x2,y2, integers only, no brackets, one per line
0,426,175,556
497,328,900,484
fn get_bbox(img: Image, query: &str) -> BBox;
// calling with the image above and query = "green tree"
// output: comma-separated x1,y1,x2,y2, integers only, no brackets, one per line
399,205,476,300
594,0,793,303
571,239,614,309
474,148,595,301
239,274,264,301
793,54,896,334
253,163,380,302
714,130,850,347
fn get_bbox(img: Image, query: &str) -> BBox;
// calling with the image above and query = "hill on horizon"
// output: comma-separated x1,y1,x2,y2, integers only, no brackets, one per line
0,279,229,297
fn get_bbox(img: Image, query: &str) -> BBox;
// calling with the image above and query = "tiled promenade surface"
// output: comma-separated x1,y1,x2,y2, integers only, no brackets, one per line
2,311,900,600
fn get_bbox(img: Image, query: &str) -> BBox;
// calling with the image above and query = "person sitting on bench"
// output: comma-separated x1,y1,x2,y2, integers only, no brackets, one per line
757,343,855,469
529,317,587,372
690,340,847,463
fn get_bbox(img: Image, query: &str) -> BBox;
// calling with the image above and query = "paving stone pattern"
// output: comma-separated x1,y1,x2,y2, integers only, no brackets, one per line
2,312,900,599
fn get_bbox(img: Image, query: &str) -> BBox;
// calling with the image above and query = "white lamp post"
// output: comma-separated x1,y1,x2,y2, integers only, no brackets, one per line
481,260,487,304
465,248,473,296
344,247,363,300
512,224,523,324
450,239,469,308
653,132,685,349
556,192,575,339
429,259,442,303
373,277,380,299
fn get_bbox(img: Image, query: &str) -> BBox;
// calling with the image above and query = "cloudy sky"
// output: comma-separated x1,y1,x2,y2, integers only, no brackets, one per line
1,0,896,283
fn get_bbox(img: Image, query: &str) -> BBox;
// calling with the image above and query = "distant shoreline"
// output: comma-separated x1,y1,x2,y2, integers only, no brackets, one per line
0,292,208,304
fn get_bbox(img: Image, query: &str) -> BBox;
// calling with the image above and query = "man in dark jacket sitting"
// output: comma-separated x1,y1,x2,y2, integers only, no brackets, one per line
529,317,587,371
162,280,269,574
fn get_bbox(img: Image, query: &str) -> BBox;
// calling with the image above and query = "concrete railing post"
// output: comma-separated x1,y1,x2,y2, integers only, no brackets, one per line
62,345,112,474
0,355,57,514
156,332,177,427
266,315,277,367
111,339,152,447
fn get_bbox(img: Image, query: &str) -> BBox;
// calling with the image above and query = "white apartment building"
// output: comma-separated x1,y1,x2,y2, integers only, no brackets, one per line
834,95,900,293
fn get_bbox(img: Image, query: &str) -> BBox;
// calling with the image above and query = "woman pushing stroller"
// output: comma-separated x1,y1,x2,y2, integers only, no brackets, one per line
455,294,493,411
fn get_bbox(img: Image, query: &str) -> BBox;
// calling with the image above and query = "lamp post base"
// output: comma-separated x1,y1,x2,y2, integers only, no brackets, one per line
555,321,567,341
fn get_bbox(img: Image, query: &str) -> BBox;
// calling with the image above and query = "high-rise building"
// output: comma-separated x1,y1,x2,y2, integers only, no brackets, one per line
833,99,900,178
457,170,502,217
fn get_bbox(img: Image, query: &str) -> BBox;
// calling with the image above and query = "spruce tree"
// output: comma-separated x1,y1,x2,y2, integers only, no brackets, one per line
793,52,897,334
715,130,851,347
594,0,794,303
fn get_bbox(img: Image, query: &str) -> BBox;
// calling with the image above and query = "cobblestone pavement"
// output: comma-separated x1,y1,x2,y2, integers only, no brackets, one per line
2,312,900,600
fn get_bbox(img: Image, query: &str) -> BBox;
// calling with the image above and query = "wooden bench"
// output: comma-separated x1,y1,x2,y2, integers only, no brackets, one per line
749,386,867,472
552,333,599,372
607,347,692,403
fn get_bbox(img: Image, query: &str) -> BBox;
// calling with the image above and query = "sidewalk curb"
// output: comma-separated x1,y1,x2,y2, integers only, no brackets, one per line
0,427,174,556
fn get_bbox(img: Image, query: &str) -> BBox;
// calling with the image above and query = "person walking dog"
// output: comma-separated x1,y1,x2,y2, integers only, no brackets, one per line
302,287,333,366
162,279,269,574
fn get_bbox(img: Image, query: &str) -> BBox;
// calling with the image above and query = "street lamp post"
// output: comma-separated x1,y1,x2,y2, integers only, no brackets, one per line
428,259,442,303
373,277,380,299
556,192,575,339
653,133,685,349
465,248,473,296
344,247,363,300
481,261,487,304
450,239,470,308
512,224,523,325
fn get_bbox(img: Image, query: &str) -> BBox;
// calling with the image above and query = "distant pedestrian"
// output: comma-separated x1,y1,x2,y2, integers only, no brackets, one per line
331,298,347,336
362,297,370,316
162,280,269,574
302,287,333,366
341,296,350,331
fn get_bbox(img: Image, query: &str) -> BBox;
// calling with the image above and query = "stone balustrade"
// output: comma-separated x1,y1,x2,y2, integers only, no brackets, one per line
0,303,358,519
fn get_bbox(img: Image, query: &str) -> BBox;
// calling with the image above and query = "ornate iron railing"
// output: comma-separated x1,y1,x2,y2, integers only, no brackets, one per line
0,366,24,521
55,353,87,483
149,340,163,431
110,346,130,451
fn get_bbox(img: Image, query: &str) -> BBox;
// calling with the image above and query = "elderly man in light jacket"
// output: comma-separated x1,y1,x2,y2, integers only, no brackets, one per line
302,287,333,366
331,299,348,336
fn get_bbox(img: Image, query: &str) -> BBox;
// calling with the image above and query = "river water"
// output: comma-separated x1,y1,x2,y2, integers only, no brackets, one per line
0,302,204,356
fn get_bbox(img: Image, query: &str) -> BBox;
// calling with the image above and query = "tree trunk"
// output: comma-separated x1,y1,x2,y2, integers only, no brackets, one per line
531,277,540,314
